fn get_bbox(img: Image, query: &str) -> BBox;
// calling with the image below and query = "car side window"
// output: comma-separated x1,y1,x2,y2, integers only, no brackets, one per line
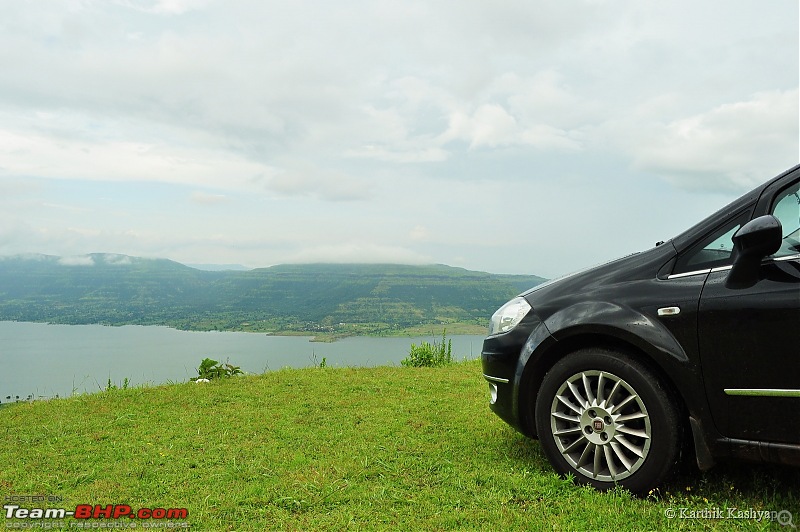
770,182,800,258
673,212,749,274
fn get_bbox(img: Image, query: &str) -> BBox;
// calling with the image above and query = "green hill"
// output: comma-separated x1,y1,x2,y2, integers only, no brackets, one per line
0,254,545,337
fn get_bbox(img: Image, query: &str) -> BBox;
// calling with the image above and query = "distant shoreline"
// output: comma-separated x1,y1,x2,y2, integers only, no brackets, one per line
0,318,488,343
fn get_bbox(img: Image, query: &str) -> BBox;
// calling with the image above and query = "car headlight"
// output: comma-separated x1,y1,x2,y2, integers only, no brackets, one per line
488,297,532,336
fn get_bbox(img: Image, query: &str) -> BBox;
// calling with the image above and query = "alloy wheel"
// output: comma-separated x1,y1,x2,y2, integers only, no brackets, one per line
549,370,652,482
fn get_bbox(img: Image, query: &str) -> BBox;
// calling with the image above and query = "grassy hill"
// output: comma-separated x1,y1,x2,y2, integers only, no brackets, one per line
1,360,796,530
0,255,546,337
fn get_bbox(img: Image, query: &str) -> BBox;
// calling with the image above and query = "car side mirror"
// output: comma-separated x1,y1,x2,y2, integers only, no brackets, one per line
725,215,782,289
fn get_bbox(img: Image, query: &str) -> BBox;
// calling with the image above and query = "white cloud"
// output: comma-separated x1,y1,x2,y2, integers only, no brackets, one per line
409,225,430,241
0,127,274,192
632,89,799,191
0,253,49,262
441,103,582,151
102,253,133,265
345,144,450,164
114,0,212,15
266,163,373,201
58,255,95,266
190,191,228,205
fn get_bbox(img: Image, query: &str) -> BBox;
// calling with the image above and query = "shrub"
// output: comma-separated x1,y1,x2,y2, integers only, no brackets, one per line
191,358,243,381
401,331,453,367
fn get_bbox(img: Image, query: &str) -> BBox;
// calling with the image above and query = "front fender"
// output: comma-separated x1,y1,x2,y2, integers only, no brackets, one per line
511,317,557,433
543,300,689,363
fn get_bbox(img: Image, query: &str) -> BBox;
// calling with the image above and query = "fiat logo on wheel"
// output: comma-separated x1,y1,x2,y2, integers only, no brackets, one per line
593,419,604,432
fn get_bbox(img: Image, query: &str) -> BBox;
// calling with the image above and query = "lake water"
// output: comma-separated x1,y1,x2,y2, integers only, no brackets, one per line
0,321,485,401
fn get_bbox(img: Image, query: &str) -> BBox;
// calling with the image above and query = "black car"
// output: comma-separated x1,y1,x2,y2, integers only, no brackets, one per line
481,165,800,494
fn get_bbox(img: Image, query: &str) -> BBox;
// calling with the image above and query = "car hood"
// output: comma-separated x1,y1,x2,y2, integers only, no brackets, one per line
520,243,676,308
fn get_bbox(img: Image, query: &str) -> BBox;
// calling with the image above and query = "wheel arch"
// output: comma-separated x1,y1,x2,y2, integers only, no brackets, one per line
517,329,690,442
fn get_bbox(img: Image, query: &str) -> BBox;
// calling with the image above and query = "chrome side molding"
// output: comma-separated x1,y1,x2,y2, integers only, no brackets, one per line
725,389,800,398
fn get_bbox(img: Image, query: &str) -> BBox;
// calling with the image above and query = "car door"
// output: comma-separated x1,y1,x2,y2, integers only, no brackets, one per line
697,178,800,443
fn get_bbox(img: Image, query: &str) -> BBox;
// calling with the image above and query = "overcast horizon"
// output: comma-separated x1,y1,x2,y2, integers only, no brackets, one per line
0,1,797,278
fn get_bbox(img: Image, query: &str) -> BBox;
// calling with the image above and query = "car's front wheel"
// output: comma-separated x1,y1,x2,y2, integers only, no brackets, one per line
534,348,682,494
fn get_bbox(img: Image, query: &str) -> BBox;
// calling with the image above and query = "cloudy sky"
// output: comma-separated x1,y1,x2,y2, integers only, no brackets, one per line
0,0,797,277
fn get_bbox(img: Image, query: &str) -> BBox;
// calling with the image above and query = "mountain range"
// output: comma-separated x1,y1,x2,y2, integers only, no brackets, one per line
0,253,546,337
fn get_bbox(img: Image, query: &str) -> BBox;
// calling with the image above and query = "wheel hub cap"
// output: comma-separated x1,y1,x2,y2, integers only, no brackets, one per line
580,406,617,444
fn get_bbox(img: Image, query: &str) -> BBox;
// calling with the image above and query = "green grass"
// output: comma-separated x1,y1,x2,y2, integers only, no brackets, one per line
1,360,797,530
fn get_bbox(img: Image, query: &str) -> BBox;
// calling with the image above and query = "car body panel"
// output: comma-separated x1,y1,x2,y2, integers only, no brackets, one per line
699,263,800,442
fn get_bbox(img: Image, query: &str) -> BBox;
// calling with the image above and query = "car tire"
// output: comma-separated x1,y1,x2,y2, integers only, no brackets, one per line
534,347,682,495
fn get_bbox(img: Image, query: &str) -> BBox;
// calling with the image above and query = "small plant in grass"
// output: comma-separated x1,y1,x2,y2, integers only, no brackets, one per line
104,377,130,391
310,352,327,368
190,357,243,382
401,330,453,367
